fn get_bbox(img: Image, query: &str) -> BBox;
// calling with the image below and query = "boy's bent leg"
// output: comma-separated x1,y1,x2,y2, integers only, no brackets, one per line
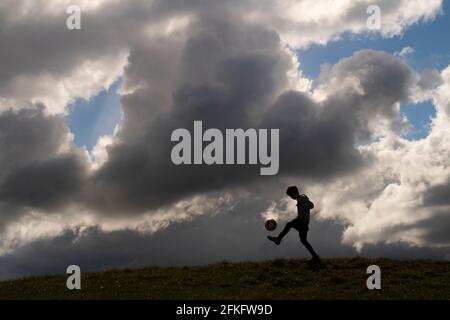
267,220,295,245
277,220,295,241
299,230,319,258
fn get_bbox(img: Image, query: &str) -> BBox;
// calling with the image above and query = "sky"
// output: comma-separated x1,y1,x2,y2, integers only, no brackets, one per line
67,78,122,150
0,0,450,280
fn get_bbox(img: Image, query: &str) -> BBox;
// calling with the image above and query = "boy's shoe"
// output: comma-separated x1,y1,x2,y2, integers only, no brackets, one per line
307,255,321,263
267,236,281,245
307,256,324,270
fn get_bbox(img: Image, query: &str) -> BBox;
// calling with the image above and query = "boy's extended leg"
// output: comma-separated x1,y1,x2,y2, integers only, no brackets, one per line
299,229,319,259
267,220,295,245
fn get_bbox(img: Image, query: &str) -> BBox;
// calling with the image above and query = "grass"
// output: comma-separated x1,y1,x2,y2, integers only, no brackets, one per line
0,258,449,299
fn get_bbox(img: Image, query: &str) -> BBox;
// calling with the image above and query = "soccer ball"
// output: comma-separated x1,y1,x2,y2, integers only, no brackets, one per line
265,219,277,231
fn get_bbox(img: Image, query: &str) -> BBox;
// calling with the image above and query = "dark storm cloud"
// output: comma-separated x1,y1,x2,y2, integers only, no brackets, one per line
88,43,417,215
416,213,450,245
423,181,450,206
0,107,87,228
419,181,450,244
0,154,86,210
0,106,69,174
84,16,291,214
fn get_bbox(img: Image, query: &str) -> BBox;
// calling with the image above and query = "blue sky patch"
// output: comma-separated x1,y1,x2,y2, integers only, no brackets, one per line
67,78,122,151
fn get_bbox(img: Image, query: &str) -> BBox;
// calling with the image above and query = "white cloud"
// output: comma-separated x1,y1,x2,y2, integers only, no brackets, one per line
243,0,442,47
395,46,415,58
307,65,450,250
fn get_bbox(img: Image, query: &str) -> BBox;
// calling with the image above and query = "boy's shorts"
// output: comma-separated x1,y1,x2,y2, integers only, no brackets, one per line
290,217,309,233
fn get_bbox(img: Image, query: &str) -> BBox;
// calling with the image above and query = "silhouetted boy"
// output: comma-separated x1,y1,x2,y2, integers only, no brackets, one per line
268,186,320,261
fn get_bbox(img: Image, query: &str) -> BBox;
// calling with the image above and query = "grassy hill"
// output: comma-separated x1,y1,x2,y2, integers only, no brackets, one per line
0,257,449,299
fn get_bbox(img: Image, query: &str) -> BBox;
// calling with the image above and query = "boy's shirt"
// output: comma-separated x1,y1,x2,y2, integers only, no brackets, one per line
296,194,312,225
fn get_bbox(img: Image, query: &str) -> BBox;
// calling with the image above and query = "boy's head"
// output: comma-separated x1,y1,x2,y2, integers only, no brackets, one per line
286,186,300,199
